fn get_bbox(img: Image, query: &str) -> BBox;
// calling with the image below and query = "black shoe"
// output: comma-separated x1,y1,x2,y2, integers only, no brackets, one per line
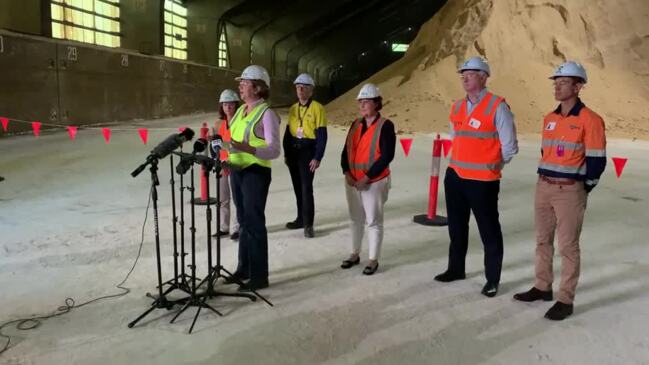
238,280,269,292
230,231,239,240
223,272,249,285
545,301,574,320
362,262,379,275
304,226,314,238
212,230,230,238
434,270,466,283
513,287,553,302
286,219,304,230
340,256,360,269
481,282,499,297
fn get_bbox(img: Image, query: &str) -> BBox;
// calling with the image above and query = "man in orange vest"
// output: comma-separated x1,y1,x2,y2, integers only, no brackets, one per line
514,61,606,320
434,57,518,297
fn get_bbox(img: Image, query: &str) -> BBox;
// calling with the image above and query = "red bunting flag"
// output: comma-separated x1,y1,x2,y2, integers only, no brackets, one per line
441,139,452,158
31,121,42,137
67,126,78,140
399,138,413,157
1,117,8,132
612,157,628,179
138,128,148,145
102,128,111,144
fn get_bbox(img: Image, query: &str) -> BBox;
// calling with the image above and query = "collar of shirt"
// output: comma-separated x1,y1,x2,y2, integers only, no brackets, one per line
363,113,381,126
466,88,489,108
244,98,265,116
298,99,313,108
552,98,585,117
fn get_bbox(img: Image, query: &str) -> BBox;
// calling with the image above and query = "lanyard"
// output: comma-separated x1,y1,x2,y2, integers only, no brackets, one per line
297,99,312,128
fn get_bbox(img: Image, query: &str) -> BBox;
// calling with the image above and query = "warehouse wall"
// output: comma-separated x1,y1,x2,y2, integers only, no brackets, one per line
0,0,308,133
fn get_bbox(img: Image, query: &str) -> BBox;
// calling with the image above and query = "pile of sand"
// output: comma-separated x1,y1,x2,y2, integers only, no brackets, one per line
326,0,649,139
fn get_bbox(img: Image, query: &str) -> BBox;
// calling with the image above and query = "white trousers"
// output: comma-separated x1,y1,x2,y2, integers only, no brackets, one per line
345,176,390,260
218,173,239,233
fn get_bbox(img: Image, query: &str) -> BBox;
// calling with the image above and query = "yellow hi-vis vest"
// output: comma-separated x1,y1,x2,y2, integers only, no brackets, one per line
228,102,271,169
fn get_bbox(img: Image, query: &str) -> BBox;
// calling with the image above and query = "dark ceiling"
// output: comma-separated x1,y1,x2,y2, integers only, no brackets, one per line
213,0,447,97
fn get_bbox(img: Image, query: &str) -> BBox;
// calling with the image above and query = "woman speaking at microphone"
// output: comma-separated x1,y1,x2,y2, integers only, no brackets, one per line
225,65,280,291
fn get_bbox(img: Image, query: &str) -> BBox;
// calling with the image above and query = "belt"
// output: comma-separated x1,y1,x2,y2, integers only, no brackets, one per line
539,175,576,185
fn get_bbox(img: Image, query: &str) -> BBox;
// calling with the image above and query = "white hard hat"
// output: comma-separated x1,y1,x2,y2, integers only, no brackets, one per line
219,89,240,103
235,65,271,88
294,73,315,86
458,56,491,76
549,61,588,84
357,83,381,99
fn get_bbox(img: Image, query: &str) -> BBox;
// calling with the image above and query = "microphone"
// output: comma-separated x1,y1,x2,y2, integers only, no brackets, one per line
131,128,195,178
193,138,207,154
150,128,195,160
175,138,208,175
210,134,223,159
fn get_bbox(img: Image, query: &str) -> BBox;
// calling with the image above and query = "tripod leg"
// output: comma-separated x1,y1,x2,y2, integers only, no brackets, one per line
219,267,271,305
170,299,192,324
128,300,159,328
189,303,204,334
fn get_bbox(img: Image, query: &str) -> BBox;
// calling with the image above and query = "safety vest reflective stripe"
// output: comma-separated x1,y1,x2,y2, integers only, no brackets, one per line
454,130,499,139
585,148,606,157
542,139,584,150
368,119,386,165
449,159,504,171
484,94,499,116
538,162,587,174
453,100,463,114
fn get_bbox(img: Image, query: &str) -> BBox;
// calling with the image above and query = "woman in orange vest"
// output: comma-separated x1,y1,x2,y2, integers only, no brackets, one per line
213,89,241,240
340,83,396,275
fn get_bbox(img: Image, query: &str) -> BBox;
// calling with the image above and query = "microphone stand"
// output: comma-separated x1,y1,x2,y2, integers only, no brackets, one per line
170,159,223,333
128,158,180,328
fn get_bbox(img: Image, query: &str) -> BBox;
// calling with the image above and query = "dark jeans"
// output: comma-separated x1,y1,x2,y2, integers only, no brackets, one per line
231,164,272,284
286,144,316,226
444,167,504,284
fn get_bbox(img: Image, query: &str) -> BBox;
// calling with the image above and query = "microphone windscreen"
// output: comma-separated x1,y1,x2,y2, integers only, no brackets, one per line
193,138,207,153
181,127,195,141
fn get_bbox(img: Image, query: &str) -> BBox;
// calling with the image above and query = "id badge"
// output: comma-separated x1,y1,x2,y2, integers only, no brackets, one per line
296,127,304,139
557,144,565,157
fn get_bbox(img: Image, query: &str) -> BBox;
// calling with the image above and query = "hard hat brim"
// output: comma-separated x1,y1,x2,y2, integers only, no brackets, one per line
458,68,490,76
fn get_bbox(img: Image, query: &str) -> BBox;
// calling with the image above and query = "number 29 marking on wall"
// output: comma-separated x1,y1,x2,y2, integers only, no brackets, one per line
67,46,78,61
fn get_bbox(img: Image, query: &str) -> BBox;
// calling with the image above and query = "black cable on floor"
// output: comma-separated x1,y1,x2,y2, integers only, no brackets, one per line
0,186,153,356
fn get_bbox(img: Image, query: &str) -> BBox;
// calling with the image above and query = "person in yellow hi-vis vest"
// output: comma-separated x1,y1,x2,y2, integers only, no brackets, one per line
283,73,328,238
224,65,281,292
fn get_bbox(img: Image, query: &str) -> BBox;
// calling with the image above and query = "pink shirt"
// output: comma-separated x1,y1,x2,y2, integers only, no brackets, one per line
244,99,281,161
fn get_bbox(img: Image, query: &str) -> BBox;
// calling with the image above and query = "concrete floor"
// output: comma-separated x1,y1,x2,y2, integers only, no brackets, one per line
1,113,648,365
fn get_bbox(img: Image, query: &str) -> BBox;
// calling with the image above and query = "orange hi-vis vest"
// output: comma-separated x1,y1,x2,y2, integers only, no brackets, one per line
215,119,232,162
449,91,505,181
345,116,390,183
538,104,606,179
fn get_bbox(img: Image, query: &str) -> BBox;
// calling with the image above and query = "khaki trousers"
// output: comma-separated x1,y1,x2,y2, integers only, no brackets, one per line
534,178,587,304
